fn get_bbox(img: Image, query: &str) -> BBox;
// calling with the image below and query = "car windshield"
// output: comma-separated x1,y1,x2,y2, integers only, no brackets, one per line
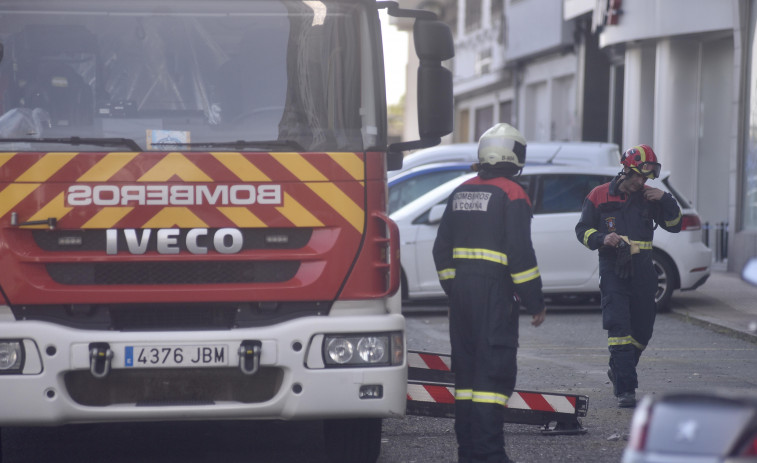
662,177,692,209
0,0,381,152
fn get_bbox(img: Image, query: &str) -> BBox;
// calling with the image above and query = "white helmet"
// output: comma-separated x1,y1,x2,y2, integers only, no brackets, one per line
477,123,527,168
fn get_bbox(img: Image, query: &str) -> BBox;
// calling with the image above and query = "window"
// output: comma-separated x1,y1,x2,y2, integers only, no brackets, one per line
499,101,512,124
0,0,372,152
474,105,494,140
491,0,503,21
458,109,470,142
532,174,611,214
465,0,482,32
388,167,472,213
475,48,492,76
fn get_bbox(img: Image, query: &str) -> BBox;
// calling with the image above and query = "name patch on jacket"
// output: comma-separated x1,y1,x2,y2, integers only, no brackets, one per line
453,191,491,211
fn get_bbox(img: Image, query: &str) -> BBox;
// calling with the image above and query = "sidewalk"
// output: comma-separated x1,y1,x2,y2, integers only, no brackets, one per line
670,267,757,343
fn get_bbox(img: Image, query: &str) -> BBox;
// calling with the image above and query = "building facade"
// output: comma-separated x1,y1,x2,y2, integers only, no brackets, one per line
394,0,757,272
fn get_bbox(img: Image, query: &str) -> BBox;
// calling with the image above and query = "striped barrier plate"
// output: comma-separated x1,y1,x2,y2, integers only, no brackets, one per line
406,350,589,435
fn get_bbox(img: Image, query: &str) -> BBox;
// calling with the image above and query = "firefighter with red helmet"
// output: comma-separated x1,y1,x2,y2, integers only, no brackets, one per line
575,144,682,408
433,123,546,463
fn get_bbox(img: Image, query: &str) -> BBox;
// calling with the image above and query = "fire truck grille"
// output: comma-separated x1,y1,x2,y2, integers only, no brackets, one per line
33,228,312,251
46,261,300,285
64,367,284,406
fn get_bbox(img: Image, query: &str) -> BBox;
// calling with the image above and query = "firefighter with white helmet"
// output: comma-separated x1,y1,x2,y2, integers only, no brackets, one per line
433,123,547,463
575,144,682,408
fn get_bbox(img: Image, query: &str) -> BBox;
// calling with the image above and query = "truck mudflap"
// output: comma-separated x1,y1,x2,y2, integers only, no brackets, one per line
405,350,589,435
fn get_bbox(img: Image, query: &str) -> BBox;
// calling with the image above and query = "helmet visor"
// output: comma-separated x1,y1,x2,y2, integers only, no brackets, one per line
636,162,661,179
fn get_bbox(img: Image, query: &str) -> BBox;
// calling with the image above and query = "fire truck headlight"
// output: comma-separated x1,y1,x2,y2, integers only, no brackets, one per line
357,337,385,363
323,332,402,367
326,337,354,364
0,341,24,372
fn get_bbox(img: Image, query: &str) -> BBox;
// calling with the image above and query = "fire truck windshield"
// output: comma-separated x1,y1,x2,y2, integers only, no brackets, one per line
0,0,383,152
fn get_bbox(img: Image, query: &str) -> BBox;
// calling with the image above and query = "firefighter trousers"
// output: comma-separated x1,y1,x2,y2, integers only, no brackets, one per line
599,252,657,395
449,272,519,463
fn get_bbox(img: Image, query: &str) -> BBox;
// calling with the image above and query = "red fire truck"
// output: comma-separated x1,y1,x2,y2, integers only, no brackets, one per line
0,0,453,460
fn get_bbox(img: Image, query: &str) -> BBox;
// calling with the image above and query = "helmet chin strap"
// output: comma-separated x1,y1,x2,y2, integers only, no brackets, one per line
616,170,628,189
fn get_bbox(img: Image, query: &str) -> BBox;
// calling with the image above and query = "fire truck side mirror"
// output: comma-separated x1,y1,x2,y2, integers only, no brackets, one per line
385,12,455,168
414,19,453,141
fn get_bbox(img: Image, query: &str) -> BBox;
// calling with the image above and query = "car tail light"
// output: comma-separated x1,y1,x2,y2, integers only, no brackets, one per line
741,434,757,456
681,214,701,231
627,396,653,451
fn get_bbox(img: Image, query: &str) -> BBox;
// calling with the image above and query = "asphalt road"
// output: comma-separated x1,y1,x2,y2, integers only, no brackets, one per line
3,301,756,463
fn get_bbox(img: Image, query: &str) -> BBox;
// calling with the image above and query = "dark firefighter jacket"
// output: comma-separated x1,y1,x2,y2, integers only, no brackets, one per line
575,175,682,258
432,173,544,315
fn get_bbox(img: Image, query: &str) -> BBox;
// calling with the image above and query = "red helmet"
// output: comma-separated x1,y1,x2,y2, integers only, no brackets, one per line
621,144,661,179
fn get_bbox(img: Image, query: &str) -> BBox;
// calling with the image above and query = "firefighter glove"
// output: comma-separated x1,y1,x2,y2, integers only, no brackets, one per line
615,240,633,279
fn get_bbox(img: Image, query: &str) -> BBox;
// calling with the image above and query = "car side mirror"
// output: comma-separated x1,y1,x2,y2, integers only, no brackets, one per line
428,204,446,224
742,258,757,286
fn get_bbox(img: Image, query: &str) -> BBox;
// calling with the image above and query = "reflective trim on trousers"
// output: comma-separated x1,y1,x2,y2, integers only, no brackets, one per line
608,335,646,351
455,389,509,407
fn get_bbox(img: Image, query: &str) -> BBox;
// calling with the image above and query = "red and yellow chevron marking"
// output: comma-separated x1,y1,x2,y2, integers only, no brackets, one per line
0,151,367,232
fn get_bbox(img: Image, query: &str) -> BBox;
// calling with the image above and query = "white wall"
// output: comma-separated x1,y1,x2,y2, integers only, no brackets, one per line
622,44,656,148
653,38,702,207
507,0,573,60
599,0,734,47
697,37,734,229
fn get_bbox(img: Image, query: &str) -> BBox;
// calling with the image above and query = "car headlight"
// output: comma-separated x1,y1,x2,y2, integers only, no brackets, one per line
323,332,403,367
0,340,24,373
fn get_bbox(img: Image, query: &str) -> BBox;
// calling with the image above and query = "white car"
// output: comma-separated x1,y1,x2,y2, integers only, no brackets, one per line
389,141,621,179
391,164,712,311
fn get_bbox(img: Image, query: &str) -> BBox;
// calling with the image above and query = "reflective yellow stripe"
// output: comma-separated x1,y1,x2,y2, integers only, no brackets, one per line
631,240,653,250
608,336,646,351
455,389,509,407
455,389,473,400
583,228,598,247
438,268,456,281
452,247,508,266
472,391,509,406
512,266,540,284
665,211,682,227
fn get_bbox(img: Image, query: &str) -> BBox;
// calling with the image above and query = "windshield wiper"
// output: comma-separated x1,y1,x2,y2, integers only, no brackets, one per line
151,139,305,151
0,136,143,151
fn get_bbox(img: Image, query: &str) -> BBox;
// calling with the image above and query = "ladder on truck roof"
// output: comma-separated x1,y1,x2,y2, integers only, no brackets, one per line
405,350,589,435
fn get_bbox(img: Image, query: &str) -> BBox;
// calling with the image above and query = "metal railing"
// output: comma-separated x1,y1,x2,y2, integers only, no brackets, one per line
702,221,728,262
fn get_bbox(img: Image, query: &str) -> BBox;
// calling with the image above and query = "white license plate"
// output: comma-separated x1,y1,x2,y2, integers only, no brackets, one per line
124,345,229,368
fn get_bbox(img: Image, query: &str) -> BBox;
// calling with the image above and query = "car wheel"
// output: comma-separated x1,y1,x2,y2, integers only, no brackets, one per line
652,250,676,312
323,418,382,463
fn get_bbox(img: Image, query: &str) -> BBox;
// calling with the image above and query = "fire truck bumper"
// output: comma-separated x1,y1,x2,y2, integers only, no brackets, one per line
0,311,407,426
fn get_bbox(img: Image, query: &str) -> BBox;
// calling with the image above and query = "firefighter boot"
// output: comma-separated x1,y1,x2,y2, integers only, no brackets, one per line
617,391,636,408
